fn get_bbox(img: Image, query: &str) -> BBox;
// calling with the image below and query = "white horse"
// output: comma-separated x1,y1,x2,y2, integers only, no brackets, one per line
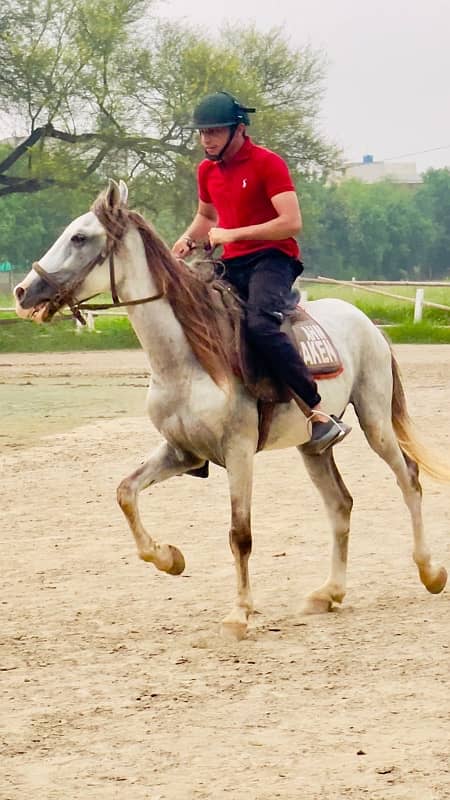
14,180,449,639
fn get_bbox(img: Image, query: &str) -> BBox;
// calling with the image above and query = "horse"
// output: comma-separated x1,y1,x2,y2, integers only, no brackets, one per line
14,180,449,640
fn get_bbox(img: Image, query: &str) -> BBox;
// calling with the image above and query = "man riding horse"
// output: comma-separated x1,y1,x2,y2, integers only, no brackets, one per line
172,91,351,455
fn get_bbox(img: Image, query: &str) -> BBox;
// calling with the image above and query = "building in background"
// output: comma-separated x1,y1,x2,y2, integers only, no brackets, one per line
334,154,423,187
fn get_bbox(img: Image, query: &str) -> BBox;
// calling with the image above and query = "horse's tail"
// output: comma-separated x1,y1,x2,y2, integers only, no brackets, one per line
391,350,450,483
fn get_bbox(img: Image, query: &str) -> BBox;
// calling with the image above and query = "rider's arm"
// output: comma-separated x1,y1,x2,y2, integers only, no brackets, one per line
208,191,302,246
172,201,218,257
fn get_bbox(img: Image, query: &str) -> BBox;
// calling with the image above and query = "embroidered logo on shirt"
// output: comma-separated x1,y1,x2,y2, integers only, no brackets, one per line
242,178,247,188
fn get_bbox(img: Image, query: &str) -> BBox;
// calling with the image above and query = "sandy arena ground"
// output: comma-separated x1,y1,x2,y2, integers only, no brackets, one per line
1,345,449,800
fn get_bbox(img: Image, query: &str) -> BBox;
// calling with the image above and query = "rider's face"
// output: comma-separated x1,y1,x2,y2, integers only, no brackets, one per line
199,124,245,160
199,127,230,158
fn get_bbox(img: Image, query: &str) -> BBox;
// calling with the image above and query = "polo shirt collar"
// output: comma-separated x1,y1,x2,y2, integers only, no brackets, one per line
222,135,253,166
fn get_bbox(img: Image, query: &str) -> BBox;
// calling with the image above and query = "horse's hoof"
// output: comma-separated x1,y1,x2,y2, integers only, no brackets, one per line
221,620,248,641
302,594,333,614
425,566,447,594
165,545,185,575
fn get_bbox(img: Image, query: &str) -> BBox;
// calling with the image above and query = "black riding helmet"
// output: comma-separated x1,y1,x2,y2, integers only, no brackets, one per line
189,91,256,129
188,91,256,161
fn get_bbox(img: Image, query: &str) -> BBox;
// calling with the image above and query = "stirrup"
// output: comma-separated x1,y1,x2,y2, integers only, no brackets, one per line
302,412,351,456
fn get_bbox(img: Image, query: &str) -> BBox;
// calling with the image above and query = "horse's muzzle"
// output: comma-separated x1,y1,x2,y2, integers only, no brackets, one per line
14,280,59,322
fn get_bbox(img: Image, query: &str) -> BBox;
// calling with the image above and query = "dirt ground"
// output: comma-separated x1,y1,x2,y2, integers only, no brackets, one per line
1,346,449,800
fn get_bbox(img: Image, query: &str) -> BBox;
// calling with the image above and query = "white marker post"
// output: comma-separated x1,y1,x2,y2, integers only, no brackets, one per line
413,288,424,323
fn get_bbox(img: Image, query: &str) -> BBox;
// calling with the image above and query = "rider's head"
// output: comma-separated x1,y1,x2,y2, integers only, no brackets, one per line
188,91,256,162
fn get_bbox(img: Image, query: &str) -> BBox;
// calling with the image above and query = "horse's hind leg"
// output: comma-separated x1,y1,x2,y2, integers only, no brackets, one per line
117,441,204,575
298,448,353,613
355,412,447,594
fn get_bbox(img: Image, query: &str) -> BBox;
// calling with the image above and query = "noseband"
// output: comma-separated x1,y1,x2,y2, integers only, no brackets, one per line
32,242,164,325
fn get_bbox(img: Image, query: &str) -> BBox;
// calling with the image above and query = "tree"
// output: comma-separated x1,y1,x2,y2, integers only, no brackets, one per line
0,0,339,212
299,177,437,280
219,26,339,178
0,144,92,266
414,169,450,278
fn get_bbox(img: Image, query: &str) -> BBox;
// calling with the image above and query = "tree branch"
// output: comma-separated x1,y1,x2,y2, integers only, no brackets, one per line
0,177,54,196
83,145,111,176
0,126,48,173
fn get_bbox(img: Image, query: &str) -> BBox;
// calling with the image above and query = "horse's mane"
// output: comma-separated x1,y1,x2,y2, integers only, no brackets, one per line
91,193,234,389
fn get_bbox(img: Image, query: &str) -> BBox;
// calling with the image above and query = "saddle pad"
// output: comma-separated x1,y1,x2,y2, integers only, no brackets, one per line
291,306,343,379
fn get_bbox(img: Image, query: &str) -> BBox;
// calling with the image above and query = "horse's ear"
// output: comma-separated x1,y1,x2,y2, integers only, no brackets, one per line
118,180,128,207
105,179,121,211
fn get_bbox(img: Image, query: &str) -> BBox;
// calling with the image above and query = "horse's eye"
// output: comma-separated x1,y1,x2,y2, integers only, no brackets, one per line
71,234,87,246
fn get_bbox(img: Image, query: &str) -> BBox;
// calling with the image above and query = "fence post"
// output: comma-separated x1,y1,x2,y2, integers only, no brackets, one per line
86,311,96,331
413,288,424,323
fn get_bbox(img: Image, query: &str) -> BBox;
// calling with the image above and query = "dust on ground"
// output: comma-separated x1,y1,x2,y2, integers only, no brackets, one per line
1,346,449,800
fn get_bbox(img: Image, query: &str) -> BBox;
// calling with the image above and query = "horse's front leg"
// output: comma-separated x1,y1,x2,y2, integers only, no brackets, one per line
221,440,255,640
117,441,203,575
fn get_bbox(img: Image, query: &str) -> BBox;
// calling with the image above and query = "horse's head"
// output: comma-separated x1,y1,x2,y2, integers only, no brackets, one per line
14,180,129,323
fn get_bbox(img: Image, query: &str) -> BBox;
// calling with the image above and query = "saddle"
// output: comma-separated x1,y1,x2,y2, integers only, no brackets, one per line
187,278,343,478
210,279,342,394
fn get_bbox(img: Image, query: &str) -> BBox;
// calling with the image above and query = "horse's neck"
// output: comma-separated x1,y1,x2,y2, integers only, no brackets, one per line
119,232,192,383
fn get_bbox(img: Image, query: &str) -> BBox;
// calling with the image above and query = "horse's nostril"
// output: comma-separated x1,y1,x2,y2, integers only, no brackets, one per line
15,285,25,301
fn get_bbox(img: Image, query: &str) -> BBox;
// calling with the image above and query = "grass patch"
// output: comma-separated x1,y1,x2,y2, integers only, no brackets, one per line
381,322,450,344
0,315,140,353
1,285,450,351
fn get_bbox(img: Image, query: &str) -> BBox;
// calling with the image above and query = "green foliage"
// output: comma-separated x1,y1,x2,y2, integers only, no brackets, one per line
300,172,450,279
414,169,450,278
219,27,339,176
0,181,97,267
1,0,450,279
0,0,337,207
0,1,341,248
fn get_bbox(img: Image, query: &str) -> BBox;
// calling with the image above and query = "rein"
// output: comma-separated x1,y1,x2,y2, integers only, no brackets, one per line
33,246,165,326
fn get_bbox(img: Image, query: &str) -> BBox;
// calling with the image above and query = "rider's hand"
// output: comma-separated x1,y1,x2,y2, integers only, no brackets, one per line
172,235,195,258
208,227,234,246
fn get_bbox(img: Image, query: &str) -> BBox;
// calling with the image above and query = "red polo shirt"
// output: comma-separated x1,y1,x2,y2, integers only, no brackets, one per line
197,137,301,260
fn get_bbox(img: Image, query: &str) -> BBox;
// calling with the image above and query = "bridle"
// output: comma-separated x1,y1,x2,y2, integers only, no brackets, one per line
32,239,165,326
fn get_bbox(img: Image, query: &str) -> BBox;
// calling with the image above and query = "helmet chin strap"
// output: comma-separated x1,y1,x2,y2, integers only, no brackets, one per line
204,125,238,162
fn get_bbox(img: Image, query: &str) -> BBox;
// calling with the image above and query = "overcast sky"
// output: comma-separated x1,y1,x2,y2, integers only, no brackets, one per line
158,0,450,174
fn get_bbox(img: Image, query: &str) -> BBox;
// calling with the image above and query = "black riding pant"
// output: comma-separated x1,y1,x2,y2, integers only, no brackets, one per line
222,248,321,408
